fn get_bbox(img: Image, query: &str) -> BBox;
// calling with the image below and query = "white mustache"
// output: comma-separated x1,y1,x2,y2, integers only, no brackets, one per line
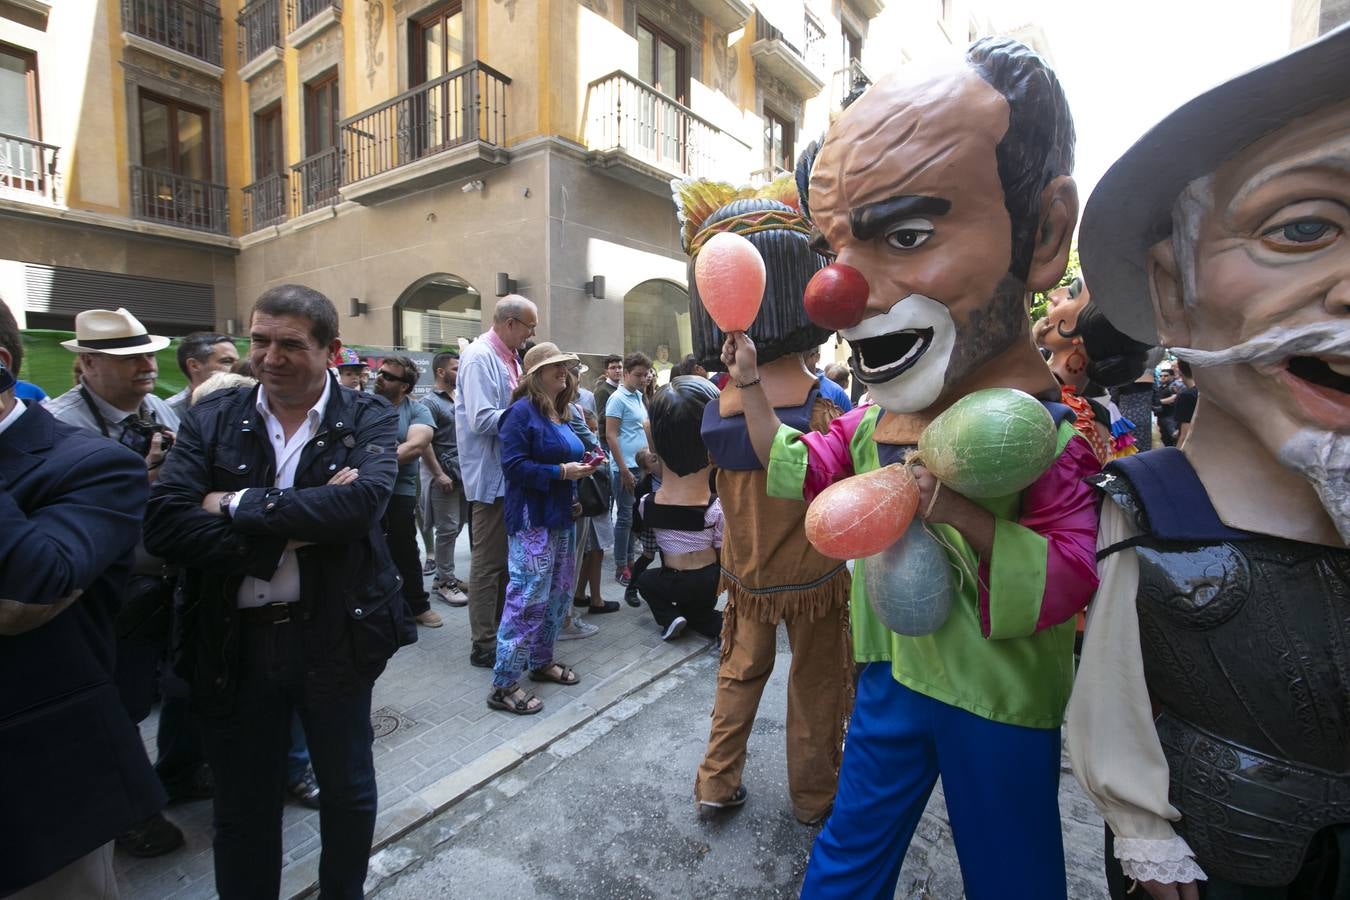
1172,322,1350,368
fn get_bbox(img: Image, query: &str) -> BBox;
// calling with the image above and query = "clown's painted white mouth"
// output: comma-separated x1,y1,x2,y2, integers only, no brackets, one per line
852,329,934,384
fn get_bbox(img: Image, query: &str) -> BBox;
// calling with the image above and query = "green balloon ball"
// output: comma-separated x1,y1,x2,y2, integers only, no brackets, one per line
919,388,1058,498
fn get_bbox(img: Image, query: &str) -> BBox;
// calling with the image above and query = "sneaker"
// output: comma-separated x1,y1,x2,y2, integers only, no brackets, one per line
698,785,748,812
661,616,687,641
115,812,185,858
615,565,632,586
470,646,495,667
415,609,444,628
421,558,436,576
623,584,641,607
435,584,468,607
287,769,321,809
558,617,599,640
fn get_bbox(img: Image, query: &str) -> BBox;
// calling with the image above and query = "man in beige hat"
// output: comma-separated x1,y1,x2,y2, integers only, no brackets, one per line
48,307,179,477
47,307,196,860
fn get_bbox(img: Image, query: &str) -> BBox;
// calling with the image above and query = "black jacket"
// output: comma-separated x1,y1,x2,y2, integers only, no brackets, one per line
144,377,414,717
0,403,164,895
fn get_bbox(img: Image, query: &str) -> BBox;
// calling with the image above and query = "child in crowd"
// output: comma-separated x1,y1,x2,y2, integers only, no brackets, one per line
633,377,724,641
625,449,663,606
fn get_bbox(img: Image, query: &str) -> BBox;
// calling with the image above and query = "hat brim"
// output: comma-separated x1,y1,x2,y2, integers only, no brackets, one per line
1080,22,1350,345
522,352,579,380
61,335,172,355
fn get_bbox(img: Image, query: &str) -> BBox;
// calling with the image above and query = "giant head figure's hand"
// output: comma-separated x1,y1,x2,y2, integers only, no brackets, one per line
801,38,1078,416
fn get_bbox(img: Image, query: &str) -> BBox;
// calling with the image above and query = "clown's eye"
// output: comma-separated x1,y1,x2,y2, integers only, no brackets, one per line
1260,218,1340,252
884,218,934,251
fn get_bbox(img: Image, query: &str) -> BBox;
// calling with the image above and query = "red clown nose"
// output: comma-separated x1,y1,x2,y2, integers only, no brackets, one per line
803,263,869,331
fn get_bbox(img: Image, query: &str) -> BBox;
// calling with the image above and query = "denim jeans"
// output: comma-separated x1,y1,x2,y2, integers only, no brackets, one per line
198,620,377,900
610,466,640,570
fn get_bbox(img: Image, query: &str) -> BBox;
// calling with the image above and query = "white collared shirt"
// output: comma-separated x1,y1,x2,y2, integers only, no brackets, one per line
0,399,26,438
232,378,332,609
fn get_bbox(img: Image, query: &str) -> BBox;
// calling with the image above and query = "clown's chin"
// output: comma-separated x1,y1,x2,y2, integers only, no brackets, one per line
1280,428,1350,546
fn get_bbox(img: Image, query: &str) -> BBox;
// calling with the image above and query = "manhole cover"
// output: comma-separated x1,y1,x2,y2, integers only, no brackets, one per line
370,706,415,739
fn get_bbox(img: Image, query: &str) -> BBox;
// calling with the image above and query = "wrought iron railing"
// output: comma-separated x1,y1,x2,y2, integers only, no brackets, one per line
289,0,340,30
0,133,60,202
121,0,223,67
585,71,749,180
803,13,827,72
291,147,341,214
242,172,288,230
838,57,870,105
131,165,229,234
754,13,801,57
238,0,282,65
340,61,511,185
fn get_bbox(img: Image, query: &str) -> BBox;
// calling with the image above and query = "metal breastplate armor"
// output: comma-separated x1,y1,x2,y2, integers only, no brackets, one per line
1096,464,1350,887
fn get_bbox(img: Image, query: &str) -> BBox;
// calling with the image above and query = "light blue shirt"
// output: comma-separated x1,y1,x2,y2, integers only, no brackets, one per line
454,334,515,503
604,384,647,469
394,398,434,497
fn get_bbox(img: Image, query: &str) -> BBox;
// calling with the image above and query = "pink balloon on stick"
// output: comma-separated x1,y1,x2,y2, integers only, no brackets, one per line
694,231,766,333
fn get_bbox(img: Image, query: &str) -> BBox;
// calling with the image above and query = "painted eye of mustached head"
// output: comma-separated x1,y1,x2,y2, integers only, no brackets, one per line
885,218,935,251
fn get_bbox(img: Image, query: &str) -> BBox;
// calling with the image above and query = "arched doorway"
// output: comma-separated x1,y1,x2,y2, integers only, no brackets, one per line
623,278,690,385
394,273,482,351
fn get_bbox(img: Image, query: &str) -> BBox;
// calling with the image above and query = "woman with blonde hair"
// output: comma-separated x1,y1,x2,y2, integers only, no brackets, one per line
488,342,596,715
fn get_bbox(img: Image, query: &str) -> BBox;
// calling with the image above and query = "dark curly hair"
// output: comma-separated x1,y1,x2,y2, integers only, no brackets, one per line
687,199,832,370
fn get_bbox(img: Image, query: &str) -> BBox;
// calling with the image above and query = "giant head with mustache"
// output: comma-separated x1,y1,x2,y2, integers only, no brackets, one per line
799,37,1078,433
1067,25,1350,900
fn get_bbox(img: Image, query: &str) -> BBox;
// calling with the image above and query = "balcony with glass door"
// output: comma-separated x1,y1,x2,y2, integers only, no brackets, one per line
287,0,341,47
237,0,283,80
132,94,227,234
750,12,825,98
120,0,224,76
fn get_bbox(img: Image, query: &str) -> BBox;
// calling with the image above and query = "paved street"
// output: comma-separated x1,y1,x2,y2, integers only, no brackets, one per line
118,540,1110,900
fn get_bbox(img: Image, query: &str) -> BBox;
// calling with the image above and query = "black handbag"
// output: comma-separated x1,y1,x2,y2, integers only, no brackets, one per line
576,467,611,517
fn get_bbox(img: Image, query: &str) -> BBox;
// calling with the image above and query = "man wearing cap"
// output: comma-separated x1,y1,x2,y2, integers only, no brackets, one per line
372,354,441,628
144,283,407,899
47,307,196,858
456,295,537,667
1067,24,1350,900
166,332,240,419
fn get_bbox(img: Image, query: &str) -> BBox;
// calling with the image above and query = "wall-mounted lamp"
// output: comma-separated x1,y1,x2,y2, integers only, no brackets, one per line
584,276,605,299
461,179,485,193
225,318,238,335
495,273,517,297
349,297,368,318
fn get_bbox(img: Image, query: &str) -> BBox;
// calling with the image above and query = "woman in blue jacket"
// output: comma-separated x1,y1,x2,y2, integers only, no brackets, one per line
489,342,597,714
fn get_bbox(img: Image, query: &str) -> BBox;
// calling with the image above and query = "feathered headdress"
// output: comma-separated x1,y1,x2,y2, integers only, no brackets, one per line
670,174,807,256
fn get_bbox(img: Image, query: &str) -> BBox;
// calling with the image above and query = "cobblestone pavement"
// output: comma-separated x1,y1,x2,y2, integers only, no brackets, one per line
117,538,711,899
370,637,1110,900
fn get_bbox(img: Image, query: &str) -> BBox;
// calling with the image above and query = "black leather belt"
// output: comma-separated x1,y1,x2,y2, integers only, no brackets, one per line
237,602,297,626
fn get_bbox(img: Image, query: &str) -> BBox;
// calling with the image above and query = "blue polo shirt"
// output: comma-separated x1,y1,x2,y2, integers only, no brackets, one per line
604,384,648,468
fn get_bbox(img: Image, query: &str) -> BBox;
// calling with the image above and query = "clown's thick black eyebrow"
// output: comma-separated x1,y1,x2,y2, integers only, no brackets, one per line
850,195,952,241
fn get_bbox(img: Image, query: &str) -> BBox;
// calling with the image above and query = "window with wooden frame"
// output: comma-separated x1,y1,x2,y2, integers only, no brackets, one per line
636,17,686,102
0,44,39,140
304,70,340,156
410,2,465,86
253,103,283,179
140,91,211,179
764,107,794,174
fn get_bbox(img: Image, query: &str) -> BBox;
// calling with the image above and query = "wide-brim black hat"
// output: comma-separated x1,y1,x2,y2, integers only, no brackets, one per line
1080,22,1350,345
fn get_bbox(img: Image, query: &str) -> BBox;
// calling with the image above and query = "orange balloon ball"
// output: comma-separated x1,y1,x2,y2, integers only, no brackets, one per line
805,465,920,560
694,231,766,333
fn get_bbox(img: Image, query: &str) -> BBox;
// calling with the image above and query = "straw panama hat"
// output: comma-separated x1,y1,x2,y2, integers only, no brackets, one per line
61,308,171,355
521,342,578,379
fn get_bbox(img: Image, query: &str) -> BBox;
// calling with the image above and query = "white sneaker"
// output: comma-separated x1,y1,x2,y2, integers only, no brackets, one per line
435,584,469,607
662,616,687,641
558,617,599,640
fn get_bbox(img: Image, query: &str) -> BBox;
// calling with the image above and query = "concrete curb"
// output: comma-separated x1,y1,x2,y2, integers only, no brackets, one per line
281,638,710,899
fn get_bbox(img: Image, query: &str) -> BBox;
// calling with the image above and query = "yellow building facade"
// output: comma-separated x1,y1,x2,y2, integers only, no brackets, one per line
1,0,997,364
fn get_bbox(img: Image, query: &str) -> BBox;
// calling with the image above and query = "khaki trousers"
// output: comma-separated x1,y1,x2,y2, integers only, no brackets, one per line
468,499,508,654
695,600,852,822
11,842,118,900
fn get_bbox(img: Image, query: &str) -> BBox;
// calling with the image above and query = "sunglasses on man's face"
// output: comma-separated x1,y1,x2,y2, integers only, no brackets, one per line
376,369,414,385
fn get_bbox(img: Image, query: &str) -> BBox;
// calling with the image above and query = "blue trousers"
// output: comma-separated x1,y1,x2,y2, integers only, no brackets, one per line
802,663,1067,900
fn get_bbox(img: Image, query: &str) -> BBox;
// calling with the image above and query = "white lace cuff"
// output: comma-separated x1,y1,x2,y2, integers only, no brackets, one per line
1115,835,1208,885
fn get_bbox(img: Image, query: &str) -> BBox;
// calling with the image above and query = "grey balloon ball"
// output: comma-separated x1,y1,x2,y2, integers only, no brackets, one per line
863,521,954,636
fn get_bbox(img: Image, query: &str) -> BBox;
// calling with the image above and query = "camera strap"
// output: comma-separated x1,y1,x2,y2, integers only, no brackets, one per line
79,384,153,439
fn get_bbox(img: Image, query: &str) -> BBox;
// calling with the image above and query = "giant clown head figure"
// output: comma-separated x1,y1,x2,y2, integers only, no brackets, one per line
799,38,1079,417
